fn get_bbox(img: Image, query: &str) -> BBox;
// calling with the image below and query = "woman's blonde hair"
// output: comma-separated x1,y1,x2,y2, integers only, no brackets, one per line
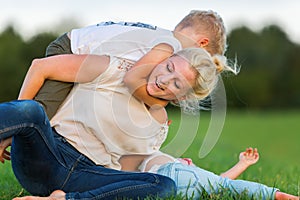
175,10,227,56
172,48,238,114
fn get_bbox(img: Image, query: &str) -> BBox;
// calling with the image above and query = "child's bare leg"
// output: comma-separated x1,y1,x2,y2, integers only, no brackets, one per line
13,190,66,200
275,191,299,200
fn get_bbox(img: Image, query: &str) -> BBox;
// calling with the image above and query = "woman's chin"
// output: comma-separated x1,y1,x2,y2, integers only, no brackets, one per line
146,86,156,96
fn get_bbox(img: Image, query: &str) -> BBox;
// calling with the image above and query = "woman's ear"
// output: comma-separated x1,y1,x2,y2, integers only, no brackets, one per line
178,95,187,101
170,99,179,105
170,95,186,105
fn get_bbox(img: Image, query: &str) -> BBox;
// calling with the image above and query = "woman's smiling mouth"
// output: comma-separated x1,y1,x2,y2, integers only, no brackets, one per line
155,78,165,91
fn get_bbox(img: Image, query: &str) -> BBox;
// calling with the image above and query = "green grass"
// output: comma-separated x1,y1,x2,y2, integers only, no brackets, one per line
164,109,300,198
1,110,299,199
0,161,29,199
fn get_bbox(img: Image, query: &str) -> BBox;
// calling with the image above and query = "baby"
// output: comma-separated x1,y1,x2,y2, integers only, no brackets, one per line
120,147,298,200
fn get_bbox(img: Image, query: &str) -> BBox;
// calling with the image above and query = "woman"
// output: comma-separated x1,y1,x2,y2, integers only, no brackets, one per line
0,48,231,199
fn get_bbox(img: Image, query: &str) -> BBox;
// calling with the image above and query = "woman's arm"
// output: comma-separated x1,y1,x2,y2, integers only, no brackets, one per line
18,54,110,100
123,43,173,108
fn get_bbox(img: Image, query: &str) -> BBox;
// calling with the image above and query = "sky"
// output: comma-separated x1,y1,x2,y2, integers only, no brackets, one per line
2,0,300,44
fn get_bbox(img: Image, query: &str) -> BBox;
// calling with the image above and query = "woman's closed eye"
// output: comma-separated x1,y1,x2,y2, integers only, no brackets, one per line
166,63,174,72
166,62,182,89
174,81,181,89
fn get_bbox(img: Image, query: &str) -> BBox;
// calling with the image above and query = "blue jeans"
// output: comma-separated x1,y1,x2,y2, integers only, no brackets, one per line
0,100,176,199
157,162,278,200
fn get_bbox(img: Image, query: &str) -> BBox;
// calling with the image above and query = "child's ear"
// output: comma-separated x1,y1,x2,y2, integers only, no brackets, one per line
198,38,209,47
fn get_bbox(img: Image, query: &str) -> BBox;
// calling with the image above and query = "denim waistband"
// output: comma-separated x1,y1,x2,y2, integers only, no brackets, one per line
52,128,97,167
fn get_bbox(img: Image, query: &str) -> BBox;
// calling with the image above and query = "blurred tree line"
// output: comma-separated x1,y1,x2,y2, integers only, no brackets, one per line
225,25,300,109
0,24,299,109
0,26,57,102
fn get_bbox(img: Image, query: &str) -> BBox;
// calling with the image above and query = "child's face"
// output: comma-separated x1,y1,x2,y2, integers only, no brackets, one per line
147,56,196,100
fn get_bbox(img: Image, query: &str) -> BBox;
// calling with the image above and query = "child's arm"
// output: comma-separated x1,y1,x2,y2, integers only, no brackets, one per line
220,147,259,179
123,43,173,108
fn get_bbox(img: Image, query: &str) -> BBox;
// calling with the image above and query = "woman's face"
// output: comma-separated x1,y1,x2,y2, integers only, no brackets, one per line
147,55,197,100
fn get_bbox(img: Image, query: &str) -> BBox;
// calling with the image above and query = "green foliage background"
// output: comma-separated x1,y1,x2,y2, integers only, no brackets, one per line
0,26,57,102
0,23,300,109
224,25,300,109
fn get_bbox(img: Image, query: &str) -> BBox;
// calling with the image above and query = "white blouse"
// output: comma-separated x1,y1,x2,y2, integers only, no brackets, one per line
51,56,169,169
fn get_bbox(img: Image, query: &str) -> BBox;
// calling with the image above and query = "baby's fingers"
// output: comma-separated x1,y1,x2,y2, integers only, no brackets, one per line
245,147,252,156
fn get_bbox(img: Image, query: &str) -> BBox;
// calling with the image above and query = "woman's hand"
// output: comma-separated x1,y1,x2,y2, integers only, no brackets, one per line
0,137,12,163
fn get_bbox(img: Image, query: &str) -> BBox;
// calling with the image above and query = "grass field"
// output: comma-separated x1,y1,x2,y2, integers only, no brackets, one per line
0,110,299,199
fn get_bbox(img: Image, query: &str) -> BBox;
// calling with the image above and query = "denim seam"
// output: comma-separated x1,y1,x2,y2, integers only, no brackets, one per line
60,154,82,189
67,173,161,200
90,176,160,200
18,122,74,190
34,125,67,168
0,122,67,170
0,123,34,135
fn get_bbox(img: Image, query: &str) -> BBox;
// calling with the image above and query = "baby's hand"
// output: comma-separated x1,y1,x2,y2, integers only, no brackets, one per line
177,158,194,166
239,147,259,166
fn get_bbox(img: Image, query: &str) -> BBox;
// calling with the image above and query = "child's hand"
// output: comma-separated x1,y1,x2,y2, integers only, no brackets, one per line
239,147,259,167
220,147,259,179
177,158,194,166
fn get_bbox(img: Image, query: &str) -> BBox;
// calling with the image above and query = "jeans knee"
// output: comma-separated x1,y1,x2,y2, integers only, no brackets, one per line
157,175,177,197
13,100,48,122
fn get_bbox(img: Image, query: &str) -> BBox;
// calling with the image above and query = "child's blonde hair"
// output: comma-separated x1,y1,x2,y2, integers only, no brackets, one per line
175,10,227,56
172,48,238,114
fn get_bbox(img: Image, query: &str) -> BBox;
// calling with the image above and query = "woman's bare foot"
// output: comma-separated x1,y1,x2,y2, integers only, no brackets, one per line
13,190,66,200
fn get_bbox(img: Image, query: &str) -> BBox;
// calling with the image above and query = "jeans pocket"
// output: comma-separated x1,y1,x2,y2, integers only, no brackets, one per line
55,133,95,170
174,167,199,190
54,137,79,168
